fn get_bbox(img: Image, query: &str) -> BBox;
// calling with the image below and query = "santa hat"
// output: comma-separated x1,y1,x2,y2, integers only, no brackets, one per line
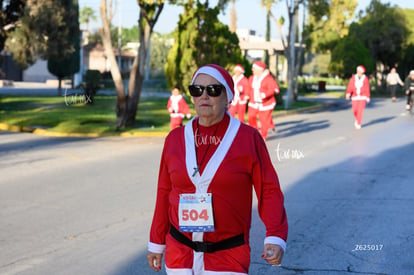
357,65,366,73
234,64,245,73
252,61,266,70
410,70,414,75
191,64,235,103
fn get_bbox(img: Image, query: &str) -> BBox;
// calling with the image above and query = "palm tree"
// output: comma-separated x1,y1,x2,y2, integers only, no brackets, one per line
261,0,276,67
79,6,97,44
229,0,237,33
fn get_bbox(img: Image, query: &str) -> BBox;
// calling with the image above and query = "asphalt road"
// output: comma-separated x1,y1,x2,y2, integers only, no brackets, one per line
0,97,413,275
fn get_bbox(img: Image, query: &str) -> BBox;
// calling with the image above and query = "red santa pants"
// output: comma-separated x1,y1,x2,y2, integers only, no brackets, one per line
229,103,247,122
352,100,366,126
170,116,183,129
248,107,273,140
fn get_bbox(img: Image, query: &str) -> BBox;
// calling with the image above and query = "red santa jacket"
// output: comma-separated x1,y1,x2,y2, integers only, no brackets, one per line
346,74,370,101
148,115,288,274
231,74,249,106
247,71,279,111
167,94,191,118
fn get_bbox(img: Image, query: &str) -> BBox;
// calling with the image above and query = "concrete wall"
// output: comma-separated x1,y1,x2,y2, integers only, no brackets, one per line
23,60,57,83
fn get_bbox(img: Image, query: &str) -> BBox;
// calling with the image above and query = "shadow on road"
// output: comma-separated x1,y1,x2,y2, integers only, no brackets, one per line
0,131,93,154
363,116,396,128
256,141,413,274
275,120,307,127
107,141,414,275
306,98,389,114
269,119,330,140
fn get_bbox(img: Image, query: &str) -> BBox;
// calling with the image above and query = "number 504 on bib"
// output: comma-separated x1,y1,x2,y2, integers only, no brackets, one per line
178,193,215,232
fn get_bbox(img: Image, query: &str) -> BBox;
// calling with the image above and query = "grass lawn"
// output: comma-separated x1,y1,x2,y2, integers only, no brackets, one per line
0,95,171,135
0,94,321,136
299,90,346,98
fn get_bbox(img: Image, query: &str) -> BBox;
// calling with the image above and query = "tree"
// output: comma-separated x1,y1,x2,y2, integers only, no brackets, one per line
150,32,172,77
329,32,374,78
400,44,414,78
0,0,25,78
0,0,25,51
269,0,305,108
353,0,409,70
122,25,139,43
5,0,77,70
48,0,80,95
270,0,346,106
229,0,236,33
401,8,414,45
165,1,243,93
338,0,409,91
87,25,139,47
99,0,164,129
303,0,357,81
79,6,97,44
100,0,126,127
306,0,357,53
261,0,275,67
397,8,414,77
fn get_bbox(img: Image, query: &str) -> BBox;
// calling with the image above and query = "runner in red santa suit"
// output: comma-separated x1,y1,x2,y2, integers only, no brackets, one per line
229,64,249,123
147,64,288,274
167,87,192,130
247,61,279,140
346,65,371,129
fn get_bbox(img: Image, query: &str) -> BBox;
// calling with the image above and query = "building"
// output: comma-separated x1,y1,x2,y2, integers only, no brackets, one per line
236,28,302,82
82,43,136,76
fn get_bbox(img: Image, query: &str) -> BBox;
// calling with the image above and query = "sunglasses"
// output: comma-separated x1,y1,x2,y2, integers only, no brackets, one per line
188,84,224,97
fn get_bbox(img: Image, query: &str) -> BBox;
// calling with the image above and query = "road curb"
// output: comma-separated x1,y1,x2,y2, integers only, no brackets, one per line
0,101,335,138
273,102,331,118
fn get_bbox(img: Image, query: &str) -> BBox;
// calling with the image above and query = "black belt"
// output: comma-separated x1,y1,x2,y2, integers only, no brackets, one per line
169,226,245,253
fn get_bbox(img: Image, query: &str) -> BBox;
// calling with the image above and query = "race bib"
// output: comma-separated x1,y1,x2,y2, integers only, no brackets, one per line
178,193,214,232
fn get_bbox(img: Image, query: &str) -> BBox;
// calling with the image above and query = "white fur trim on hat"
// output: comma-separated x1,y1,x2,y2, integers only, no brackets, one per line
191,66,234,102
234,64,244,73
357,65,365,73
253,61,266,70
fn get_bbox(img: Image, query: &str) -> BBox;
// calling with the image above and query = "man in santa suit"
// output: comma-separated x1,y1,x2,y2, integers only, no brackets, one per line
167,87,192,130
346,65,371,129
229,64,249,122
247,61,280,140
147,64,288,274
403,70,414,112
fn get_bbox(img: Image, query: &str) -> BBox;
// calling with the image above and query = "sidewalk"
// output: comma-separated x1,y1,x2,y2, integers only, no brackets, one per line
0,81,171,98
276,93,347,117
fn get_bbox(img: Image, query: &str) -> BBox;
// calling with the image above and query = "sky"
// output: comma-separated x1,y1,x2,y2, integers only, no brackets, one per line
80,0,414,39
